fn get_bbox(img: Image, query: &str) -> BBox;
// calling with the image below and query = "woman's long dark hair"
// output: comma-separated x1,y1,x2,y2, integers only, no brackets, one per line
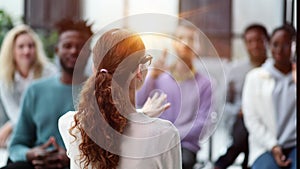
70,29,145,168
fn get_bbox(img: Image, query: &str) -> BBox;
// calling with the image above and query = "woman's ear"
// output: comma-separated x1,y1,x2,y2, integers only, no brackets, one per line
136,65,143,81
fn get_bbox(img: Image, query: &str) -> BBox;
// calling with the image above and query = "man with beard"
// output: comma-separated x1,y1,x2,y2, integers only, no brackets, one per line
2,19,93,169
214,24,269,169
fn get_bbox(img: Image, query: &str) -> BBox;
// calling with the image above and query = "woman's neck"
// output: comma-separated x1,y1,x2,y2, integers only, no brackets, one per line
17,66,31,78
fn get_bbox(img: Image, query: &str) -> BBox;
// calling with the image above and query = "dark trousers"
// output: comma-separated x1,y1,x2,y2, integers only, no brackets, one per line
182,147,197,169
215,116,249,169
1,158,69,169
0,159,34,169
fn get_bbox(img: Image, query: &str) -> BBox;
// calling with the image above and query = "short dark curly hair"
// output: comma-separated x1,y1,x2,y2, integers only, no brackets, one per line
55,18,93,37
271,23,296,41
243,24,269,41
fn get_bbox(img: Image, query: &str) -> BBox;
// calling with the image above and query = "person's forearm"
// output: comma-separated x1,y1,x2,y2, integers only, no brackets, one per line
0,121,13,147
9,144,30,162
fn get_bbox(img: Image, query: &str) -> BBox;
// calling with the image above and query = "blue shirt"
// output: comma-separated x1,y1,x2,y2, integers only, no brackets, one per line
9,76,78,162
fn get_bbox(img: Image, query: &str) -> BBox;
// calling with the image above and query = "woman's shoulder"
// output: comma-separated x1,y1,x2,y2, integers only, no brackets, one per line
59,111,76,122
59,111,77,130
152,117,179,136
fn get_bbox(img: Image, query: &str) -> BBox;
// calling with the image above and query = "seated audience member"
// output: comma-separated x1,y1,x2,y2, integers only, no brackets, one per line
242,24,296,169
59,28,181,169
1,19,93,169
137,23,213,169
0,25,57,148
214,24,269,169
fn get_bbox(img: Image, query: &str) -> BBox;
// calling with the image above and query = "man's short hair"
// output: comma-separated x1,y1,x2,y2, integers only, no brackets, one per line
55,19,93,37
243,24,269,41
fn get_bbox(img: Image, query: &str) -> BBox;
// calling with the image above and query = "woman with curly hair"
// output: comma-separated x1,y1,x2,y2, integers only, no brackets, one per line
0,25,57,148
59,28,182,169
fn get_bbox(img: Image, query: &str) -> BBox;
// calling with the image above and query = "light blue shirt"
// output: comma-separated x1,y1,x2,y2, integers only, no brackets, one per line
9,75,78,162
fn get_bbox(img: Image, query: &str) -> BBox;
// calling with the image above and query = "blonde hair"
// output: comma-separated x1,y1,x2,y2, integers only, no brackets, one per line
0,24,48,86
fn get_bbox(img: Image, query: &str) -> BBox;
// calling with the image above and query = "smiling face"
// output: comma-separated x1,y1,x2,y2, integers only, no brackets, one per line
13,33,36,70
270,30,292,66
56,30,88,74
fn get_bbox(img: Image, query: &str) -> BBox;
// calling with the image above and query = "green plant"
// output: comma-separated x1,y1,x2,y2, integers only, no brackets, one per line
0,9,14,45
0,10,57,60
37,30,58,60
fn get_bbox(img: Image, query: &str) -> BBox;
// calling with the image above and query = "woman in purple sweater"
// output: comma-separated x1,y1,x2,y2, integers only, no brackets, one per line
137,23,213,169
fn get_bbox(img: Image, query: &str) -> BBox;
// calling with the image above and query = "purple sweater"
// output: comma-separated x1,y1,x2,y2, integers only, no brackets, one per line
137,72,212,153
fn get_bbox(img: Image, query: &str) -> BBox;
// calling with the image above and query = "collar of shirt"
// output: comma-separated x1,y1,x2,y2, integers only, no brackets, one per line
14,69,35,83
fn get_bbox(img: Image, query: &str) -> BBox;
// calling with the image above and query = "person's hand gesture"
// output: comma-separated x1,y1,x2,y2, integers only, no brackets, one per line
141,92,171,117
271,145,291,167
151,49,169,79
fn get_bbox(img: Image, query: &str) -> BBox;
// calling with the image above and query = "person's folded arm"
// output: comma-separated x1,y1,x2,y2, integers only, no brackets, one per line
9,87,37,162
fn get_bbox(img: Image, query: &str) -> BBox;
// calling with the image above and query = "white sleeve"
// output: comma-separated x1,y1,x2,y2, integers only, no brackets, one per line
242,71,277,150
161,128,182,169
58,111,76,158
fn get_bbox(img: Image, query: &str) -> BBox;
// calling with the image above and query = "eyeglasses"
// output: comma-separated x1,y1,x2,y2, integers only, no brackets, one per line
139,54,152,71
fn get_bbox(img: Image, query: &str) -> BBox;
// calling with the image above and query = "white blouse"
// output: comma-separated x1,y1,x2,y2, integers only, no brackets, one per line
0,63,57,125
59,111,182,169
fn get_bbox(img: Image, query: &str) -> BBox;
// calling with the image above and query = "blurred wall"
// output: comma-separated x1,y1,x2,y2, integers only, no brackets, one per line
0,0,295,61
82,0,179,32
231,0,283,61
0,0,24,24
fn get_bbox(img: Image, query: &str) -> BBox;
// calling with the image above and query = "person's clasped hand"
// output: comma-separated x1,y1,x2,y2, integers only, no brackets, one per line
271,145,291,167
26,136,69,169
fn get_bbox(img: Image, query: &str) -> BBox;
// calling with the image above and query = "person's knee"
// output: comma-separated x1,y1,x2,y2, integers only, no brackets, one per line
252,162,279,169
182,160,195,169
1,161,34,169
252,152,279,169
182,148,196,169
288,148,297,169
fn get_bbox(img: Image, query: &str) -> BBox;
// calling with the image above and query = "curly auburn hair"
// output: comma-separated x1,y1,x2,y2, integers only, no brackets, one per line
70,28,145,169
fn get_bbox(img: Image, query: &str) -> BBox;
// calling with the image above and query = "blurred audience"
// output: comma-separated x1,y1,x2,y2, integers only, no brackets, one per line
1,19,93,169
0,25,57,148
242,24,296,169
137,23,213,169
214,24,269,169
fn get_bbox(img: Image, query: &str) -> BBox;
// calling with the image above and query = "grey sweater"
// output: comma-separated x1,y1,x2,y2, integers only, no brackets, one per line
263,59,296,149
